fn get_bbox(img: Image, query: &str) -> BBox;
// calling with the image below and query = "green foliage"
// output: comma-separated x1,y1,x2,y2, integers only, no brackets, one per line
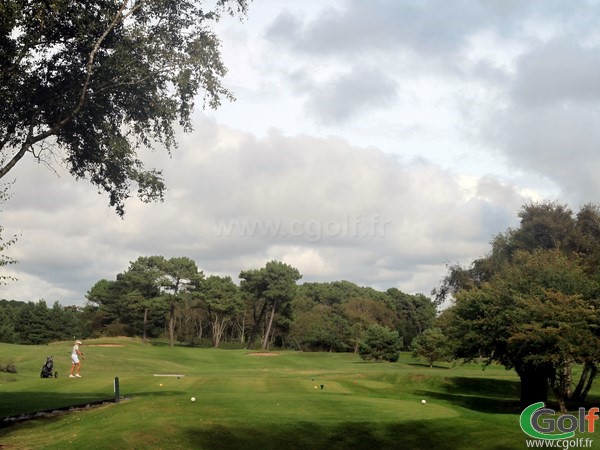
298,280,388,306
387,289,436,344
0,299,82,344
358,324,403,362
440,203,600,408
203,275,243,347
240,260,302,350
0,0,247,214
288,300,351,352
0,183,17,284
86,256,204,346
451,250,598,367
79,257,434,353
294,282,437,349
411,327,453,367
435,201,600,303
0,300,17,342
512,201,576,251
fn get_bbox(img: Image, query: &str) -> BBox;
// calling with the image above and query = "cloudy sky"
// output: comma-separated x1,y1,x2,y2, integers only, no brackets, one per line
3,0,600,306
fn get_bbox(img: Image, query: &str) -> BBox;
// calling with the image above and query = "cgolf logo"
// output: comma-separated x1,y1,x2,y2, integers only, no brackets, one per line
520,402,599,440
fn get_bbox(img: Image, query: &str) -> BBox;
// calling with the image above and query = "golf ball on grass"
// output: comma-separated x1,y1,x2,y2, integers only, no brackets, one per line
191,397,196,402
421,399,427,405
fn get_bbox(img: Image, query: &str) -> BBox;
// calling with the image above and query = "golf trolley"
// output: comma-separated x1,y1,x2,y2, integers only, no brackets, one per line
40,355,58,378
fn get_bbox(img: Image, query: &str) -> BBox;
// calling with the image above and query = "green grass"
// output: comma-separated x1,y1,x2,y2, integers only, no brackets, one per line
0,338,598,449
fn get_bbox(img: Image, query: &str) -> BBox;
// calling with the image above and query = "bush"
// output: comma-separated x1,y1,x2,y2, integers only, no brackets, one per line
358,324,403,362
0,363,17,373
103,322,128,337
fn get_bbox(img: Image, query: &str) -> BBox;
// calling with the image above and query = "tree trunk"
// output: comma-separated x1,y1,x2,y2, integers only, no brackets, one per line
168,300,175,347
550,361,572,413
237,316,246,344
247,299,268,349
196,319,203,340
212,314,228,348
517,364,551,410
563,363,573,398
142,308,148,343
571,361,597,402
262,303,276,350
551,385,568,413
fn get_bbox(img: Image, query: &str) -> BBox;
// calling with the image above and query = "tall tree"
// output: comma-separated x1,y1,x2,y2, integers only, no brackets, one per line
14,300,51,344
240,261,302,350
0,0,247,214
448,250,600,410
86,278,127,330
86,255,202,343
511,202,576,252
203,275,242,348
117,256,165,340
155,256,203,347
0,300,17,343
437,202,600,410
175,292,206,346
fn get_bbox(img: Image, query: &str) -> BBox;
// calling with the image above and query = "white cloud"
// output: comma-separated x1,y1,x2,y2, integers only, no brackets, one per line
0,119,529,304
4,0,597,306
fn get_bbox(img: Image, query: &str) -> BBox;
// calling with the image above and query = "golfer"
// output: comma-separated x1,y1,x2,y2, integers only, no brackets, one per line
70,339,85,378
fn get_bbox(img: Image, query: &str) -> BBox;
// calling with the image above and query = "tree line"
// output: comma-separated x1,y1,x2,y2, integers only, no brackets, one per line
0,260,436,358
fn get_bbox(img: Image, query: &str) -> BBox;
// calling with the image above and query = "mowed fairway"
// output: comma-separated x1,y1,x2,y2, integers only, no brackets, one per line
0,338,598,449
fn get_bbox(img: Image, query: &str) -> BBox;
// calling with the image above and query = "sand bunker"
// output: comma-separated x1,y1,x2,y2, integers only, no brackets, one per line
247,352,279,356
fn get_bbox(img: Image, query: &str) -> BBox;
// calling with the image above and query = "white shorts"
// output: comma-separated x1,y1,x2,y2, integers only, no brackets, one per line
71,355,80,364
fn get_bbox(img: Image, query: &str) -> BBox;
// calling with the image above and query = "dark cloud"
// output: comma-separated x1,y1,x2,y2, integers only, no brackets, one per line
481,36,600,204
295,67,398,124
265,0,589,58
488,103,600,202
266,1,478,56
512,40,600,107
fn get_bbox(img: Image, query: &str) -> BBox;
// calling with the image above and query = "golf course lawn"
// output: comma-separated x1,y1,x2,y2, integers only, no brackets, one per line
0,338,598,449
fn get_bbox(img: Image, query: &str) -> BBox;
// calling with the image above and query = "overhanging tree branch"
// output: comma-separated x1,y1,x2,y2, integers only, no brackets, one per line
0,0,247,214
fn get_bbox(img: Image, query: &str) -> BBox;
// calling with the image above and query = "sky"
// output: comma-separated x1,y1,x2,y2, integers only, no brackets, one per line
3,0,600,306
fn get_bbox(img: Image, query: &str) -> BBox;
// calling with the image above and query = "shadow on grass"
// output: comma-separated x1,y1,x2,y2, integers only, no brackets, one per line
406,362,452,369
416,377,521,414
444,377,520,399
0,391,114,424
184,421,519,450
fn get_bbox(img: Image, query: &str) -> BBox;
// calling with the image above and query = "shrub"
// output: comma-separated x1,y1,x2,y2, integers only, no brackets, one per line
0,363,17,373
410,327,453,367
358,324,403,362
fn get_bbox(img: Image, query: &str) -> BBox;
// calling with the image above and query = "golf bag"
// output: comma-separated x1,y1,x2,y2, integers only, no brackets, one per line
40,356,58,378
